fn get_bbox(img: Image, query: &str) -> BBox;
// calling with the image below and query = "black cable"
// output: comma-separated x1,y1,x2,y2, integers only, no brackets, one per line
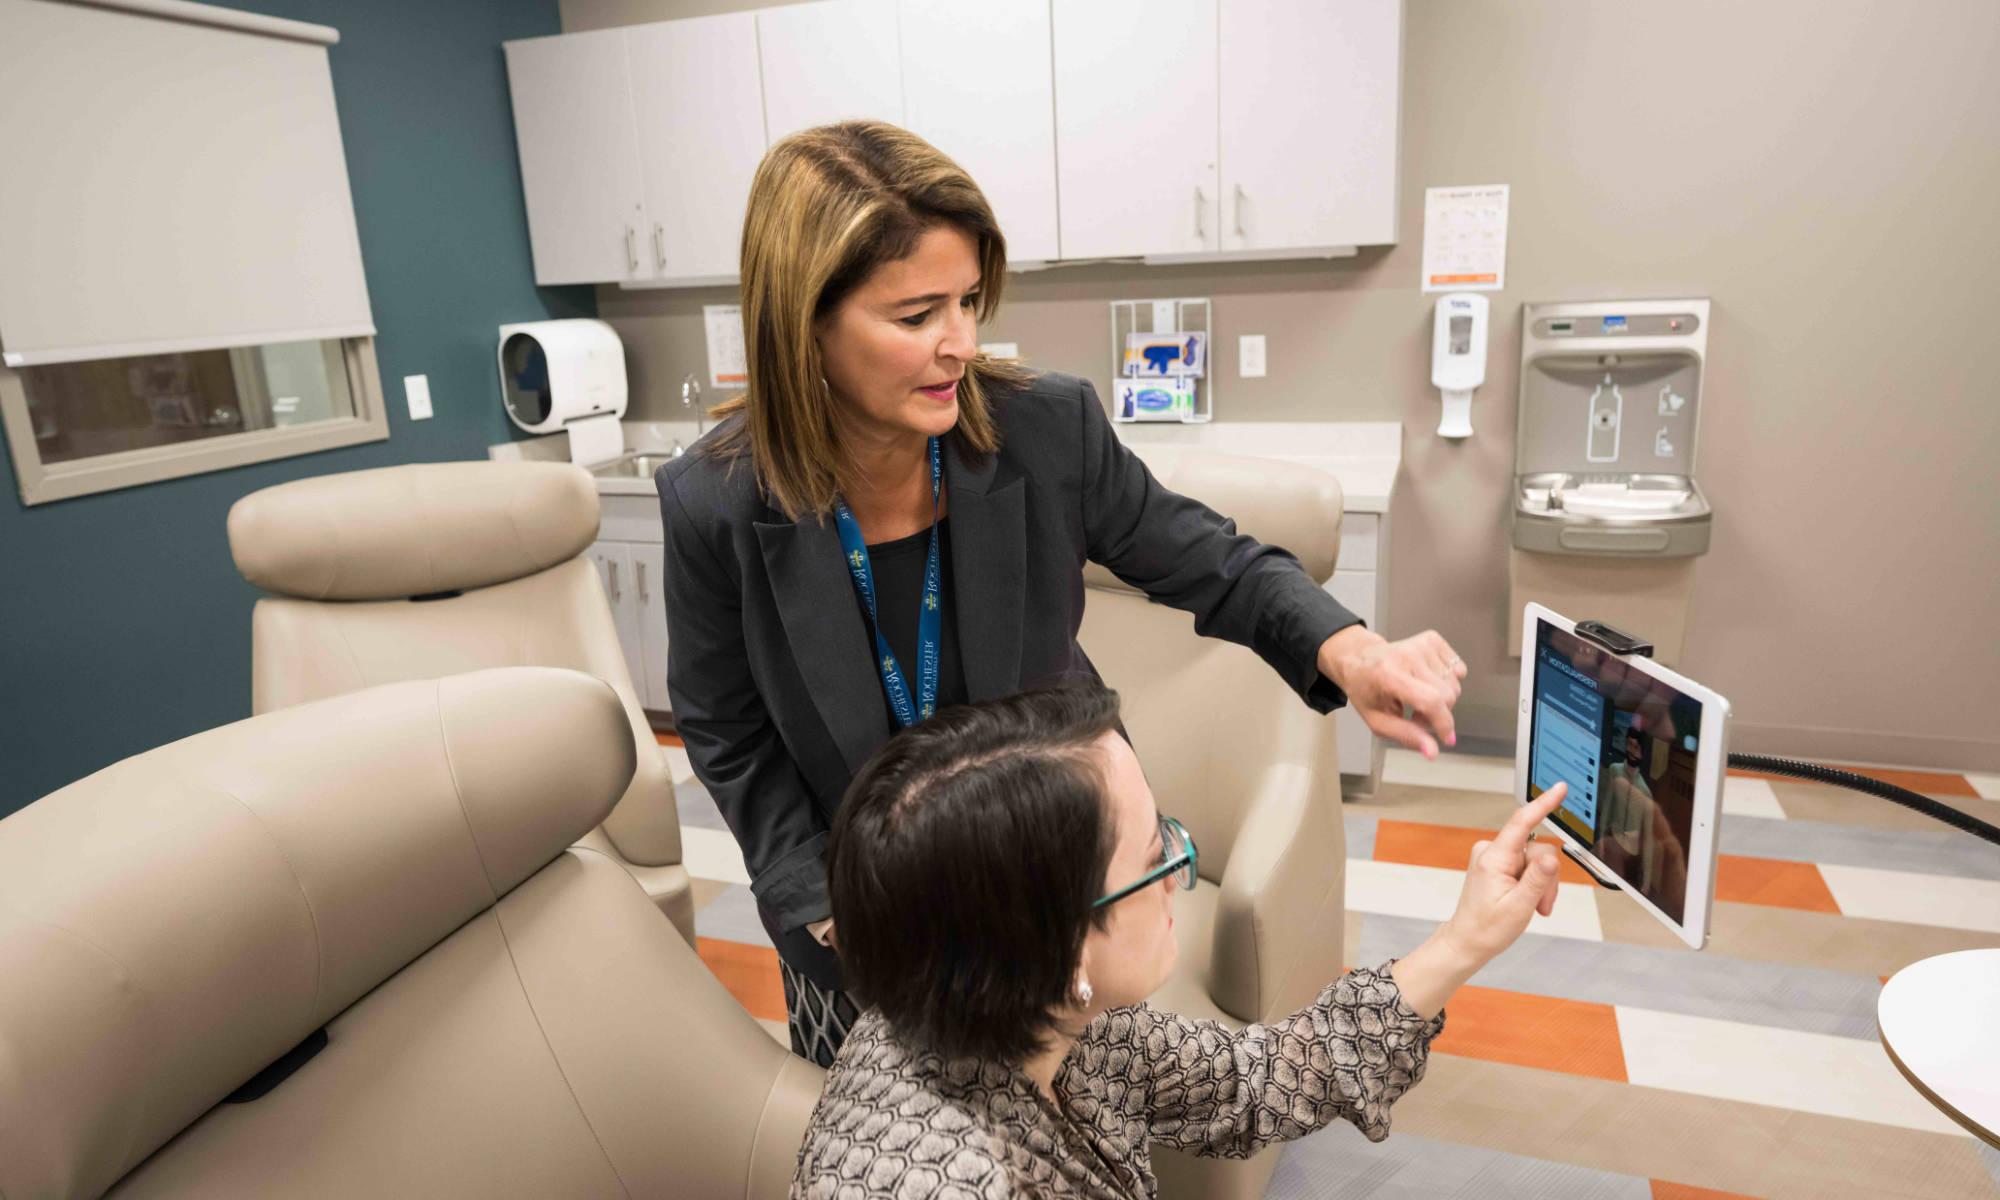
1728,753,2000,847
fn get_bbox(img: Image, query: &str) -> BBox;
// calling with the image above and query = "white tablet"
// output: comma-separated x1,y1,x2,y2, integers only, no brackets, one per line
1515,604,1732,949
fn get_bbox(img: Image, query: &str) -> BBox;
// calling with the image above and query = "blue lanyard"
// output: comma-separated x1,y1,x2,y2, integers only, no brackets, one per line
831,436,943,728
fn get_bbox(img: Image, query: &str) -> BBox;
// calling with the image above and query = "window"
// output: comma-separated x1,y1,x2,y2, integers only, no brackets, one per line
1,338,385,504
0,0,385,505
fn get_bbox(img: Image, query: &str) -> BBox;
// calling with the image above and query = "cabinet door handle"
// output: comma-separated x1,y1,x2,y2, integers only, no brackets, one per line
607,559,621,601
652,223,665,272
1194,187,1206,239
636,560,648,602
1234,184,1246,238
624,226,639,273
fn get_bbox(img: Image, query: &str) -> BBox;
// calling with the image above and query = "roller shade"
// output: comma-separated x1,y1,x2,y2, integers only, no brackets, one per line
0,0,375,368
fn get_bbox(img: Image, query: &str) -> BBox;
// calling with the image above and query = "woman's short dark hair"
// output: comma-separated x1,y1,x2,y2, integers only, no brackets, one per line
828,685,1123,1064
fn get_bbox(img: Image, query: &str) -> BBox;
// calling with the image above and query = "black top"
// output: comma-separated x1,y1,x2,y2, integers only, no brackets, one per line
656,370,1363,988
861,518,967,722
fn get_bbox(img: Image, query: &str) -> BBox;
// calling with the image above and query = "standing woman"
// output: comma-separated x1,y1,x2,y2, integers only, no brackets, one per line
658,121,1467,1067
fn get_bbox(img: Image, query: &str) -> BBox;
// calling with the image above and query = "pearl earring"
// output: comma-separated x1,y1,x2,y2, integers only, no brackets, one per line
1075,977,1094,1007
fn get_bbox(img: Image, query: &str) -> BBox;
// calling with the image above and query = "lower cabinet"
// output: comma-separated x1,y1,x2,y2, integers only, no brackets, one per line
586,536,670,714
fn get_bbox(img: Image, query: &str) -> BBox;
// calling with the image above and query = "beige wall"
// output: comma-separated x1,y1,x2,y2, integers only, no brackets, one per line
571,0,2000,771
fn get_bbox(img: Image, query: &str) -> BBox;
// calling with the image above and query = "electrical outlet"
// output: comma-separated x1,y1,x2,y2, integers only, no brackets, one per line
403,374,433,420
1239,334,1267,378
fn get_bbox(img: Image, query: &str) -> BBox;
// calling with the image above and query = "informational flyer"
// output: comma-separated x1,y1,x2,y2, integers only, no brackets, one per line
1421,184,1509,293
703,303,748,389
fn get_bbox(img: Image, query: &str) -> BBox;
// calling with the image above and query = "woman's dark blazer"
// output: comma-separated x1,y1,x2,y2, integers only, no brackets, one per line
655,370,1361,987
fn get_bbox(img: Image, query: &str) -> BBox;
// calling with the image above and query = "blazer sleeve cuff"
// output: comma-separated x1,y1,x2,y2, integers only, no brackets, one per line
749,832,834,931
1272,588,1363,715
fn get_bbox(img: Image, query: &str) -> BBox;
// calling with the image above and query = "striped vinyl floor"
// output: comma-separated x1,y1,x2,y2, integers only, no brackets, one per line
658,732,2000,1199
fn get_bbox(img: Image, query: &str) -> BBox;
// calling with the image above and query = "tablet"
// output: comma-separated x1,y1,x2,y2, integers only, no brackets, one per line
1515,604,1732,949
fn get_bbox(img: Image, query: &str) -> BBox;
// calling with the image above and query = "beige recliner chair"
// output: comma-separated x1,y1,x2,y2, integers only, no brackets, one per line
1079,451,1348,1200
227,460,693,942
0,666,822,1200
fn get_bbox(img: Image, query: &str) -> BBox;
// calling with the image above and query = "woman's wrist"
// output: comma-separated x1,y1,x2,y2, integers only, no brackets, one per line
1316,624,1384,691
1388,928,1485,1021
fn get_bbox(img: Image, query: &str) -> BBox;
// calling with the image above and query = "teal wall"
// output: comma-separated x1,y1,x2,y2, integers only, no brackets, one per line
0,0,592,816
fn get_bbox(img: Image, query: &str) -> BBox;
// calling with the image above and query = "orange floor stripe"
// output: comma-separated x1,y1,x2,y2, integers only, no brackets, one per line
1727,764,1975,797
1431,981,1628,1082
1651,1181,1761,1200
695,937,786,1022
1711,856,1841,913
1375,818,1844,915
1374,819,1597,885
654,731,683,747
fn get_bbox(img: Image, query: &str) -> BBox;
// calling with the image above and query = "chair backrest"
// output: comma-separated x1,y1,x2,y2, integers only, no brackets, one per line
1079,451,1345,876
226,460,679,870
0,667,820,1200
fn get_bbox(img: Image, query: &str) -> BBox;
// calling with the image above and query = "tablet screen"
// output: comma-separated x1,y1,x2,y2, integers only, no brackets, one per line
1528,619,1707,924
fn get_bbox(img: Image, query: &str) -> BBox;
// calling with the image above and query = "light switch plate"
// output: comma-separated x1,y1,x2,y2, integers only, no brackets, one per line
1239,334,1267,378
978,341,1020,358
403,374,433,420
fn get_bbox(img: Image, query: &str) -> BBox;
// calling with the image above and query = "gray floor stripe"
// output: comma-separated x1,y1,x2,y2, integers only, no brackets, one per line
1718,811,2000,881
1268,1125,1654,1200
693,882,773,948
1356,912,1887,1041
1345,814,1378,861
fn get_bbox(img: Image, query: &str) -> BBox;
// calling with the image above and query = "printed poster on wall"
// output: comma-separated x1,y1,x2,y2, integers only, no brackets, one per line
1421,184,1509,293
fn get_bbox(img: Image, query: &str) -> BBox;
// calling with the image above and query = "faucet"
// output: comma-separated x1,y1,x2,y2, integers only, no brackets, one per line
682,374,705,437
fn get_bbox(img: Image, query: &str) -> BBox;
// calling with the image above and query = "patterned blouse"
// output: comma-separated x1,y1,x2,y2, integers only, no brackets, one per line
790,963,1445,1200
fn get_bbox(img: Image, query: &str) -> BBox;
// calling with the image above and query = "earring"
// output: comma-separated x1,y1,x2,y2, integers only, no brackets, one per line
1074,977,1094,1008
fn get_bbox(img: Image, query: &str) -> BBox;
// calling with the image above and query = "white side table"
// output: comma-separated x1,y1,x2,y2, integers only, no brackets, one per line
1877,948,2000,1148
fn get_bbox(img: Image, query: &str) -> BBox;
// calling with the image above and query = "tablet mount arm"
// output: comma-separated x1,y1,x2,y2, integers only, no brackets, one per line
1556,621,2000,891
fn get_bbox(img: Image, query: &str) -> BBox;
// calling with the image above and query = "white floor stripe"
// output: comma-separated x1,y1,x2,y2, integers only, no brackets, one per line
682,826,752,887
1345,858,1603,941
1383,749,1516,795
1967,772,2000,801
1816,863,2000,935
1721,775,1786,820
1615,1005,1971,1137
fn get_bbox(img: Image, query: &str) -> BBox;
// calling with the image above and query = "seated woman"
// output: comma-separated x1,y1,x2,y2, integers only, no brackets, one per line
793,686,1571,1200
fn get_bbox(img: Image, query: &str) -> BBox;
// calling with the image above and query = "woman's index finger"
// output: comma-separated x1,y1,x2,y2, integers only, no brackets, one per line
1498,783,1569,852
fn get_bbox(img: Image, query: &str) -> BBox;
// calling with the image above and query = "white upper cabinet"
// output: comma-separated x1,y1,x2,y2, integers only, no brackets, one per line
758,0,904,143
503,0,1401,284
1051,0,1219,261
626,13,766,284
899,0,1060,266
503,30,650,286
1219,0,1402,252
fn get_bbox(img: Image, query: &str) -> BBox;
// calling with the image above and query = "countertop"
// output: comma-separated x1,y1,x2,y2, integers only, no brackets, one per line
494,419,1402,514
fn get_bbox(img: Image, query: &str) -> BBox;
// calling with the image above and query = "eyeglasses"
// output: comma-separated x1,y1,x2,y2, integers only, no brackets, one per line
1094,815,1198,908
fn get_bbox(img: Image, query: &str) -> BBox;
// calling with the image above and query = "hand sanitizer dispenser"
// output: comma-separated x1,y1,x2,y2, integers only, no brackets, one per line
1432,292,1488,439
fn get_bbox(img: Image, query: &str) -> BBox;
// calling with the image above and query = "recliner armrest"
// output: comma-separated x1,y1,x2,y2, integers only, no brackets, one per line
1209,758,1346,1024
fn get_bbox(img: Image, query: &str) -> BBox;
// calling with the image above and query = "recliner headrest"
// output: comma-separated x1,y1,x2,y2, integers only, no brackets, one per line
0,667,635,1200
1084,451,1345,594
228,461,600,601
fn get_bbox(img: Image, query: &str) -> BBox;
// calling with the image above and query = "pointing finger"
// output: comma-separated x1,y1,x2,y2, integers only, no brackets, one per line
1496,783,1569,856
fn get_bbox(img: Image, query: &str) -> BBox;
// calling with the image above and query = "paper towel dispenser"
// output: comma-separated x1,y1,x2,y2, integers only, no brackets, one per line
497,319,628,465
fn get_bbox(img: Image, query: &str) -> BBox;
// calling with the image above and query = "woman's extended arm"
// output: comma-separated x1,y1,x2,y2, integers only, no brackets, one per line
1087,963,1444,1158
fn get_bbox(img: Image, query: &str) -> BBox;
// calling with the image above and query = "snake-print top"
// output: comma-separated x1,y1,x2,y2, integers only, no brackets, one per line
790,963,1444,1200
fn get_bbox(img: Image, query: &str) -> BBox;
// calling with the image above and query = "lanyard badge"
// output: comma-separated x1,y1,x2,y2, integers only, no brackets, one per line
831,436,943,728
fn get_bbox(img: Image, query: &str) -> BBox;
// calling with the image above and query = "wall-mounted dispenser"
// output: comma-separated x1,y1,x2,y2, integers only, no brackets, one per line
1431,292,1488,438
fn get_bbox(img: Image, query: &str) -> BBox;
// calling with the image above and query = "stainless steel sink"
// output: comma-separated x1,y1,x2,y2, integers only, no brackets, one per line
587,452,680,479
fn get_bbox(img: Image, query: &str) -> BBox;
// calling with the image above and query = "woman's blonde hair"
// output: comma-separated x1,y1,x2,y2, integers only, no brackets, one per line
709,120,1033,520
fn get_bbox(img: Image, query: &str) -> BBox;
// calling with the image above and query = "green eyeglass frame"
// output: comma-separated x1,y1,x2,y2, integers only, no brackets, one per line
1094,815,1198,908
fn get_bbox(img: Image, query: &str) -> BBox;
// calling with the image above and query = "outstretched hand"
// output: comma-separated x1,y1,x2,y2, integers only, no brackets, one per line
1317,626,1467,758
